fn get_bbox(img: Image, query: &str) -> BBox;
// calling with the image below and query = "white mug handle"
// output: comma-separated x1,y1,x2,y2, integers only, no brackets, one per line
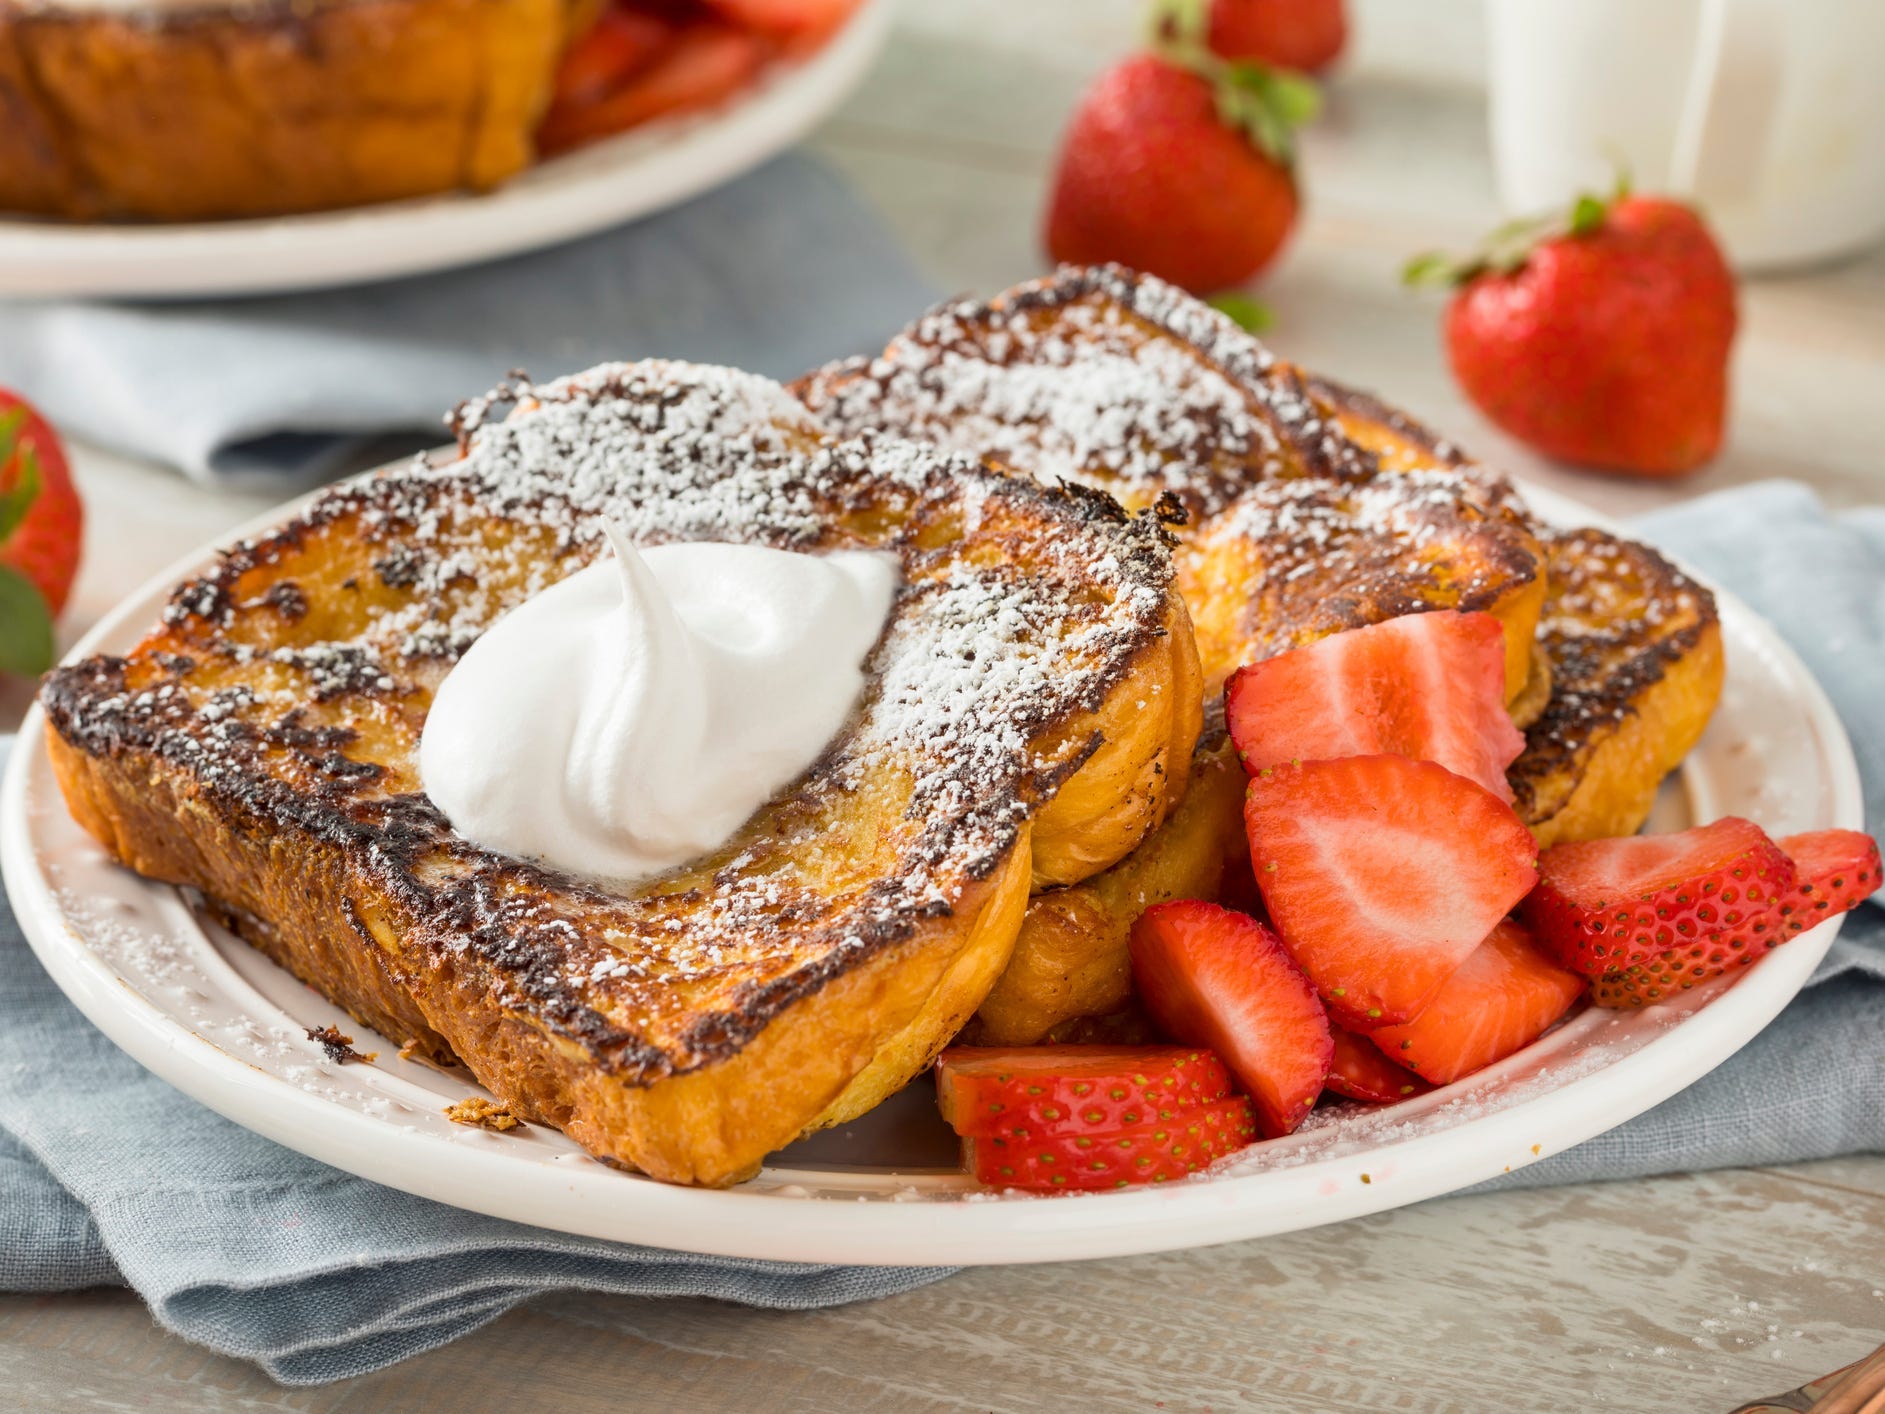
1670,0,1785,205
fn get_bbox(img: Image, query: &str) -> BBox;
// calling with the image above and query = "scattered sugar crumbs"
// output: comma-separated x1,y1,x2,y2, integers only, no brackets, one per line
444,1097,524,1132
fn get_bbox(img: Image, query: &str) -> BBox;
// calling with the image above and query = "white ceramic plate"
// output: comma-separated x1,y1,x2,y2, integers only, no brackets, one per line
0,0,892,300
0,483,1861,1265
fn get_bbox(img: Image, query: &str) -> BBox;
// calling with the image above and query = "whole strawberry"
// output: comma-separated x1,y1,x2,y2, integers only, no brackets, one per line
1044,50,1316,294
1407,188,1737,476
0,390,81,675
1208,0,1346,73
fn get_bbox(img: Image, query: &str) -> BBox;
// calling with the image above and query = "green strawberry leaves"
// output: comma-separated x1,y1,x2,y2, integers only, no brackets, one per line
0,404,40,545
0,400,58,672
1207,291,1275,332
1212,62,1321,167
1403,173,1633,290
1145,0,1321,168
0,563,53,676
0,444,44,545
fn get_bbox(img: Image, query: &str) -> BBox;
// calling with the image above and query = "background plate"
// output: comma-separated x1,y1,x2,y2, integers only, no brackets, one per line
0,482,1861,1265
0,0,892,300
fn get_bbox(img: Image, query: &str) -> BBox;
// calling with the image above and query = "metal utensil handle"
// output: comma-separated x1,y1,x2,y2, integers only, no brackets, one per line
1809,1344,1885,1414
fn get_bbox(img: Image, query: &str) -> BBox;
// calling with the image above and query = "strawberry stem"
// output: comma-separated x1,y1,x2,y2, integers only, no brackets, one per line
1143,0,1320,167
1402,172,1633,290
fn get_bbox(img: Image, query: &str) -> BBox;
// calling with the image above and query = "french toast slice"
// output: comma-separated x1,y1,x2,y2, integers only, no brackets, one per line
793,265,1549,705
42,362,1202,1187
1511,528,1724,847
965,729,1248,1046
1306,374,1725,845
0,0,582,221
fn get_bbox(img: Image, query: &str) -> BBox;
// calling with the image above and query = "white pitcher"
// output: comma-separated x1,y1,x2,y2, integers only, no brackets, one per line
1485,0,1885,271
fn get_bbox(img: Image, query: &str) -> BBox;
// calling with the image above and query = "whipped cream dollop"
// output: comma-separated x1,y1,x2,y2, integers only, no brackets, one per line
419,529,899,884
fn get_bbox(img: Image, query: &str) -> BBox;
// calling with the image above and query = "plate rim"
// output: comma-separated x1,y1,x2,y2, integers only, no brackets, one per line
0,478,1862,1265
0,0,894,300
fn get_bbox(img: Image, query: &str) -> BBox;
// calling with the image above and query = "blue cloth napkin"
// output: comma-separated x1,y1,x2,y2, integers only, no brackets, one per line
0,153,935,487
0,467,1878,1385
1485,481,1885,1190
0,907,949,1383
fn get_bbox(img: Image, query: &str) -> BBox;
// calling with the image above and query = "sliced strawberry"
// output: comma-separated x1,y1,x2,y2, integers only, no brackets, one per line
1244,755,1539,1027
552,7,676,109
1586,828,1877,1008
934,1046,1233,1139
537,24,765,154
1590,945,1744,1008
700,0,858,36
1522,817,1797,980
1224,610,1524,801
965,1094,1257,1191
1326,1024,1430,1103
1777,829,1881,936
1130,900,1332,1138
1370,920,1586,1083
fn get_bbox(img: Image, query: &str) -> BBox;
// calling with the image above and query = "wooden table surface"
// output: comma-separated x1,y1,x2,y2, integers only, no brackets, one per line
3,2,1882,1409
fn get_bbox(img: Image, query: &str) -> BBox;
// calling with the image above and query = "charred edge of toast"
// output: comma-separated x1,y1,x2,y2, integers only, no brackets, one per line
1507,527,1720,814
42,405,1182,1080
793,263,1380,489
1301,374,1473,469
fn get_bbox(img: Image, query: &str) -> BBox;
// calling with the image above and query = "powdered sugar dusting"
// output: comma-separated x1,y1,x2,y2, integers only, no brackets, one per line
797,267,1540,690
44,360,1179,1078
798,265,1373,515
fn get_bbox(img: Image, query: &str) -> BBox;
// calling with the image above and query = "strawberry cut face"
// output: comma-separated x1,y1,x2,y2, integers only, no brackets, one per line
1223,609,1524,802
1244,755,1539,1027
1130,900,1333,1139
1370,920,1586,1083
1325,1024,1430,1103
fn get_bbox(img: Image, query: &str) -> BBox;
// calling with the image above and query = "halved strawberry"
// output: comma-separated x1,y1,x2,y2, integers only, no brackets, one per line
1777,829,1881,935
1326,1024,1430,1103
965,1094,1257,1191
1130,900,1332,1138
1370,920,1586,1083
1244,755,1539,1027
935,1046,1233,1139
1224,610,1524,801
1521,817,1797,980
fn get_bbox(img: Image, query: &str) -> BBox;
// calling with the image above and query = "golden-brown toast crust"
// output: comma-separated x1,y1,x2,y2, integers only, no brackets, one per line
0,0,577,220
965,734,1247,1046
42,362,1198,1185
1514,528,1724,846
793,266,1548,703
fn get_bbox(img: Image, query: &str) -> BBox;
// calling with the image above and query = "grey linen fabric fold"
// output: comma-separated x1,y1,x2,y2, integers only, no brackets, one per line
0,476,1877,1383
0,153,935,487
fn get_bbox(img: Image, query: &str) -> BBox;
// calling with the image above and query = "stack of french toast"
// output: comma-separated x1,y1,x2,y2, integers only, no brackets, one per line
40,267,1723,1187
